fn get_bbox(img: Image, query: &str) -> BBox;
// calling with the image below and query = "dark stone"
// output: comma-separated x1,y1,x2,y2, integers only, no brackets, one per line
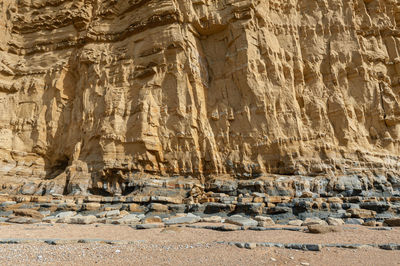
168,204,186,213
305,244,322,251
234,203,264,215
266,206,292,214
293,201,312,214
204,203,234,214
379,244,400,250
342,203,360,210
360,202,390,213
187,203,205,213
285,243,322,251
368,227,392,231
384,218,400,227
329,203,342,210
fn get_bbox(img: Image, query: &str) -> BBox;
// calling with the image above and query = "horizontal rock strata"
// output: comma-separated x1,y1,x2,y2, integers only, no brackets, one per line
0,0,399,198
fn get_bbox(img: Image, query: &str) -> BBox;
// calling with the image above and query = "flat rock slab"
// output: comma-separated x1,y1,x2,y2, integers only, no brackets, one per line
136,223,164,230
164,215,200,225
13,209,44,219
248,227,303,232
55,211,77,219
69,215,97,224
307,225,342,234
368,227,392,231
112,214,140,225
7,217,40,224
224,215,258,227
188,224,243,231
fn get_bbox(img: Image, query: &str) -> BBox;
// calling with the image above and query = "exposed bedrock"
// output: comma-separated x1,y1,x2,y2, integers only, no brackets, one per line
0,0,400,196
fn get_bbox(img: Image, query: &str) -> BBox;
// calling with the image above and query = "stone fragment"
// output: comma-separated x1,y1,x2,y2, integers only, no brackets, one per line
347,208,376,219
344,218,364,225
13,209,44,219
224,215,258,227
82,203,101,211
300,192,313,198
42,216,57,223
244,242,257,249
136,223,164,229
302,218,328,226
359,202,390,213
200,216,222,223
307,225,342,234
288,220,304,226
96,210,120,218
142,216,162,224
164,214,201,225
69,215,97,224
379,244,400,250
326,217,344,226
113,214,140,225
384,218,400,227
126,204,146,213
7,217,40,224
204,203,235,214
362,220,378,227
148,203,169,212
150,196,182,204
255,216,275,227
119,210,129,217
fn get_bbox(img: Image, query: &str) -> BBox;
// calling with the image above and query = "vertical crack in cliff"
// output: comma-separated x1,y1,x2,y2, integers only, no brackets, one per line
379,82,389,128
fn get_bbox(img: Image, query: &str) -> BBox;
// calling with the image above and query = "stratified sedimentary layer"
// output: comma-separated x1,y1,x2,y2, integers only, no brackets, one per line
0,0,400,196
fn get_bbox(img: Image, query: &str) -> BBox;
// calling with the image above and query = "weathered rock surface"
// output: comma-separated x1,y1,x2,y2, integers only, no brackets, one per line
224,214,258,227
307,225,343,234
0,0,400,199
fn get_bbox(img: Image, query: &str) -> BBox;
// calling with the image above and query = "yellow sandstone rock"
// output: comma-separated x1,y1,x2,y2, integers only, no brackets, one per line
0,1,399,195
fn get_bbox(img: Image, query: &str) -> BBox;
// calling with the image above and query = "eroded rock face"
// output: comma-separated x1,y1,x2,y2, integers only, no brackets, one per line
0,0,400,195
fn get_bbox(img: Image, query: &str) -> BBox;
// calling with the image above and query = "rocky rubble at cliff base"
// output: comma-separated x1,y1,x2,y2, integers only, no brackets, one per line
0,191,399,228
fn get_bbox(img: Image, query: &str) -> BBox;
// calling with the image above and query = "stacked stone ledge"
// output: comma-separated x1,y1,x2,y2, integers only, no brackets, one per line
0,177,399,228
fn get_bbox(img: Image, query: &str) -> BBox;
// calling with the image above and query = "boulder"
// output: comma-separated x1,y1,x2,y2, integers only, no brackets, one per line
326,217,344,226
255,216,275,226
302,217,327,226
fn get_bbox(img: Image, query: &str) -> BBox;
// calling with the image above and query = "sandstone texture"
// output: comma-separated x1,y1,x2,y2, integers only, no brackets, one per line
0,0,400,200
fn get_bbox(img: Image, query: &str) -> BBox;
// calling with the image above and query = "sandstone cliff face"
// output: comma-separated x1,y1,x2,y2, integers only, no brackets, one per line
0,0,400,196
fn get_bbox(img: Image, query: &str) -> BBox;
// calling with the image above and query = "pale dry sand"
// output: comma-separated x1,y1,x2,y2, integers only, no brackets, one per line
0,224,399,265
